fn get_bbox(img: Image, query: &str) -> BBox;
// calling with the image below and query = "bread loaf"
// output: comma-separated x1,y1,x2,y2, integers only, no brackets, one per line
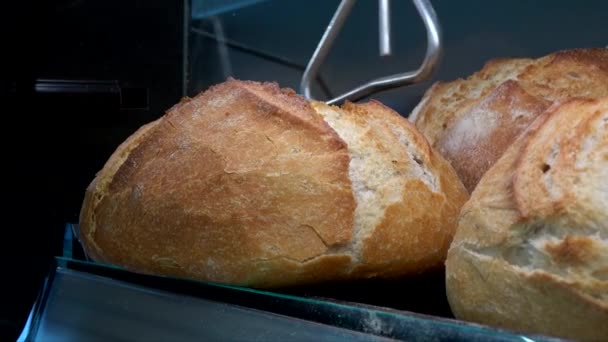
78,79,468,288
445,97,608,341
409,48,608,192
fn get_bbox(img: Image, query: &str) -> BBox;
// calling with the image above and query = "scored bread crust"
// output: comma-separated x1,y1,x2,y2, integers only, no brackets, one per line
409,48,608,192
445,97,608,341
79,79,468,288
80,79,357,287
313,100,469,278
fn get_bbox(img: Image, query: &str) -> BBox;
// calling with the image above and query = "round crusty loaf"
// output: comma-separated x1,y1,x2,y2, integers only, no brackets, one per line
78,79,468,288
409,48,608,193
445,96,608,341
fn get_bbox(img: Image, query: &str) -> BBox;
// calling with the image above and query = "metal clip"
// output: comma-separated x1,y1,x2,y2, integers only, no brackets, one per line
300,0,442,105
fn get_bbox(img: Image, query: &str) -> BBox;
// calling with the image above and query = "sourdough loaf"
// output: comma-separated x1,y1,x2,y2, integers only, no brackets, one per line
445,97,608,341
409,48,608,192
78,79,468,288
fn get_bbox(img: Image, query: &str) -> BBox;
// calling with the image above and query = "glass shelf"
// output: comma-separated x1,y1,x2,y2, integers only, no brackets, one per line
17,224,566,341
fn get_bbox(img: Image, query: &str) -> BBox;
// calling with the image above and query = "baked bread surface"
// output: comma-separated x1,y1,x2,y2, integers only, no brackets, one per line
445,97,608,341
409,48,608,192
79,79,468,288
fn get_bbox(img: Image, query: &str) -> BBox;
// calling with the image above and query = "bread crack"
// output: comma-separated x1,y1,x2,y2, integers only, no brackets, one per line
299,224,329,249
465,219,608,284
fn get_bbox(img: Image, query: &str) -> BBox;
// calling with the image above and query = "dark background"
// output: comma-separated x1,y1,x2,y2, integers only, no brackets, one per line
3,0,607,340
3,1,186,339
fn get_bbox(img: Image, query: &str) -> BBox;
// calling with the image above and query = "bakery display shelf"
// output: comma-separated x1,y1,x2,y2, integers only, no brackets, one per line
17,224,566,341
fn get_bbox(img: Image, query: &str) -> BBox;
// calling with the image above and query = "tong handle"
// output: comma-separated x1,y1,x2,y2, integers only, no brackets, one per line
300,0,442,105
379,0,392,57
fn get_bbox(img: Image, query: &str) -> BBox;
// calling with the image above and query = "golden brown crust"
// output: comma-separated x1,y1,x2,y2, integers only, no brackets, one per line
513,97,608,225
446,97,608,341
79,118,163,263
410,48,608,193
408,57,534,144
79,79,469,288
513,98,592,218
354,179,464,277
436,80,550,191
544,235,596,265
338,101,468,278
519,48,608,101
351,100,433,154
81,79,356,287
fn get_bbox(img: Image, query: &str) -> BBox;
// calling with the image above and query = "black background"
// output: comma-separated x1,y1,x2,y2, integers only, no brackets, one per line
3,1,185,339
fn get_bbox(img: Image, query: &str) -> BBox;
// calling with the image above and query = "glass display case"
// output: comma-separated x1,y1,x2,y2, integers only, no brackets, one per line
7,0,608,341
185,0,607,112
18,225,564,341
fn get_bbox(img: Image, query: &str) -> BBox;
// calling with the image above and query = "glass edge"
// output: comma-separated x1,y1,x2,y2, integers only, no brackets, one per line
54,256,555,341
16,263,58,342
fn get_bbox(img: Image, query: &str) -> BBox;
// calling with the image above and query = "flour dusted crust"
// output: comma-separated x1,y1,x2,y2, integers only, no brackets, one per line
436,80,550,192
410,48,608,192
445,97,608,341
79,79,468,288
313,100,468,278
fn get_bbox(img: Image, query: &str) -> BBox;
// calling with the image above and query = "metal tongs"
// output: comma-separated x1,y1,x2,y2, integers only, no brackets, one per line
300,0,442,105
